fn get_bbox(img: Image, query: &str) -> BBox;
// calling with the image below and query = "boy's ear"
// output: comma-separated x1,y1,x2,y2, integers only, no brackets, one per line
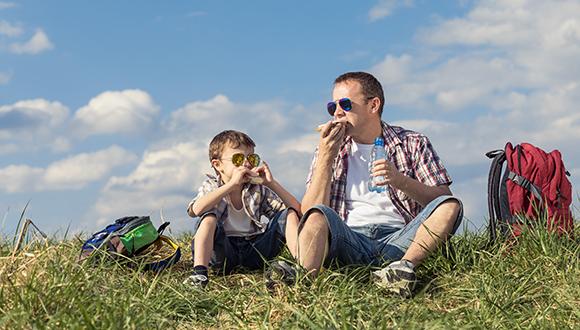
211,159,221,171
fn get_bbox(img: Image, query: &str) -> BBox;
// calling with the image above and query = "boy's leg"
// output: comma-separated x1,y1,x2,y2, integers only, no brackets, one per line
240,209,291,270
185,214,218,287
193,215,218,267
284,208,300,259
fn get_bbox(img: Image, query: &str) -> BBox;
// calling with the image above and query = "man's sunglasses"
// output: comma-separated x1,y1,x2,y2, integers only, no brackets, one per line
326,97,375,116
221,153,261,168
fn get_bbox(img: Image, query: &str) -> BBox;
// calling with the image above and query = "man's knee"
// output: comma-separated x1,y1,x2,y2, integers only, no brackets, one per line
439,199,461,217
299,210,329,236
431,199,462,231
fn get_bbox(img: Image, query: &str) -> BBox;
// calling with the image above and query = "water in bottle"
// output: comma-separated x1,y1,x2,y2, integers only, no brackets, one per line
368,137,387,193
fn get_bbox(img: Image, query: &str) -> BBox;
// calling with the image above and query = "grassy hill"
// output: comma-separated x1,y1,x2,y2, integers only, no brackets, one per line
1,226,578,329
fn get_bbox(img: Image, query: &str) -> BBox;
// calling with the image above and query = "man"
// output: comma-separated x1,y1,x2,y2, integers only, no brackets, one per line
297,71,462,297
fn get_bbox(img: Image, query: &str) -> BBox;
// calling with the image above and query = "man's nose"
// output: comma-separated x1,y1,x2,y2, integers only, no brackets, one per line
334,106,346,118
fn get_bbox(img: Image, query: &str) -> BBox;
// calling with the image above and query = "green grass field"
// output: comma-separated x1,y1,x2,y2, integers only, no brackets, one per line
1,225,578,329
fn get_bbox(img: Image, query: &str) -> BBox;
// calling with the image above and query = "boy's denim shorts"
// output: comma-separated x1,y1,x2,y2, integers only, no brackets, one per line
300,195,463,267
191,209,290,274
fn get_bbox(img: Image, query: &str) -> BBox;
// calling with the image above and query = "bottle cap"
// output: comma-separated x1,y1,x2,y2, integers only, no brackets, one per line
374,137,384,146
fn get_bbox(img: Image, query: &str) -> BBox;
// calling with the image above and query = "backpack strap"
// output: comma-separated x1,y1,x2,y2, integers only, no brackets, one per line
157,222,171,235
506,171,543,202
143,235,181,272
486,149,505,245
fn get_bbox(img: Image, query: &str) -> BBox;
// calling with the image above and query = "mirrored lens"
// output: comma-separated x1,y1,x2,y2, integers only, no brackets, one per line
247,154,260,168
338,98,352,111
231,153,245,167
327,102,337,116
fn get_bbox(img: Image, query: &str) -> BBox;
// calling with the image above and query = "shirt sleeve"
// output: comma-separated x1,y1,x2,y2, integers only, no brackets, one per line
187,176,225,219
305,147,319,190
261,186,285,219
413,136,453,186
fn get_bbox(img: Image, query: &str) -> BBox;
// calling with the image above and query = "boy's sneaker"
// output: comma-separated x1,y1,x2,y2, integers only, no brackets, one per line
183,274,209,289
371,259,417,298
265,260,298,290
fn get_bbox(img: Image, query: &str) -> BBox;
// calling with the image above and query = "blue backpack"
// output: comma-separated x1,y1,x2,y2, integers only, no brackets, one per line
80,216,181,272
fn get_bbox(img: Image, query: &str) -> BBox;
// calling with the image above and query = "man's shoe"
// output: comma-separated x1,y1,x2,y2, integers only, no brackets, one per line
183,273,209,289
265,260,298,290
372,259,417,298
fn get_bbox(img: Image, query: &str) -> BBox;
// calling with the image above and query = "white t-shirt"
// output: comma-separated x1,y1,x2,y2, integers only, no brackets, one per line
345,141,405,228
223,199,256,237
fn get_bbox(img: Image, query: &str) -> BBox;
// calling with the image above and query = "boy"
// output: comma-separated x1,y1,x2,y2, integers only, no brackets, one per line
185,130,301,287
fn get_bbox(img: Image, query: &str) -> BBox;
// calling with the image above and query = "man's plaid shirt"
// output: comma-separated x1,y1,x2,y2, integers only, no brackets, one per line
306,121,453,224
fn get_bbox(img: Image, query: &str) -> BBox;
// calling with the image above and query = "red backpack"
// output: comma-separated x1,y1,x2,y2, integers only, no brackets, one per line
486,142,574,243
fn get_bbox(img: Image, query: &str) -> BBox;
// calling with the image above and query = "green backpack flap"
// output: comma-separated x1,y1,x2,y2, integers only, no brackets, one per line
117,217,163,255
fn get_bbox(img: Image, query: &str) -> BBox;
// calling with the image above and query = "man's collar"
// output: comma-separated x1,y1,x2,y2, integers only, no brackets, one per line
381,121,402,154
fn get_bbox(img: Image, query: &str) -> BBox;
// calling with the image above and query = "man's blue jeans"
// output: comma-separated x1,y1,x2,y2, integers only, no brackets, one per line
299,195,463,267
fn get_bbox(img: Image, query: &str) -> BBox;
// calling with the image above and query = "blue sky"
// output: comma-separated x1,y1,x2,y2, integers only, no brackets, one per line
1,0,579,236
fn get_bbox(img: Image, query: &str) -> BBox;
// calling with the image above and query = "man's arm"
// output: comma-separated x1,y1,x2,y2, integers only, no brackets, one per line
391,174,451,207
301,121,346,213
371,135,453,207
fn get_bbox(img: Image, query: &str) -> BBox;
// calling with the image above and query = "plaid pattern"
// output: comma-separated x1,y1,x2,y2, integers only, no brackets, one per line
306,121,452,223
188,174,285,234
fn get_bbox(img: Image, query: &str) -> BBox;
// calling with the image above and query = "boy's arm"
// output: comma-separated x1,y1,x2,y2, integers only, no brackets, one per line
188,183,233,217
265,179,301,215
254,161,301,214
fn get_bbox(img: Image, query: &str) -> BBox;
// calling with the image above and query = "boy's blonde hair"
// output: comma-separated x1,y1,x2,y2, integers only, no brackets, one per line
209,130,256,162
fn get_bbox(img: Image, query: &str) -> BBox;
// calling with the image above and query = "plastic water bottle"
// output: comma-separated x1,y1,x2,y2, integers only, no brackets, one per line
368,137,387,193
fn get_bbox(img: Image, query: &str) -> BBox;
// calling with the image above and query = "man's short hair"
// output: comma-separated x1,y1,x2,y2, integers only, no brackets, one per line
334,71,385,117
209,130,256,161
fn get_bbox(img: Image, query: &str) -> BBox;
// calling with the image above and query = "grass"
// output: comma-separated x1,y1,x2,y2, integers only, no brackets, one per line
1,225,578,329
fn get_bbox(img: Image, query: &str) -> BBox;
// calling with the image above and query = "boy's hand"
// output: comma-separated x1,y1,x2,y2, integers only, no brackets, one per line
254,161,274,186
228,166,253,187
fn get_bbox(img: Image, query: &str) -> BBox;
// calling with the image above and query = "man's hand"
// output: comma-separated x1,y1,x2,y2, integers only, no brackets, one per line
318,120,346,159
371,158,404,188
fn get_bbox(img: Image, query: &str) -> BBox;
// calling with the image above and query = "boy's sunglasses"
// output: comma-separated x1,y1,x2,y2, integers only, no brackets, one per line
222,153,261,168
326,96,375,116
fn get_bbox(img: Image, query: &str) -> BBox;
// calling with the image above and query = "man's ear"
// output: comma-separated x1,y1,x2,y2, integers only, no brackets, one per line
370,97,381,114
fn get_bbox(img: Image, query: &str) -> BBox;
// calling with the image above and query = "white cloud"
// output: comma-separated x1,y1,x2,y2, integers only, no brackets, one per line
369,0,413,22
0,71,10,84
89,142,210,231
0,20,22,37
0,2,16,10
0,146,137,192
0,98,72,154
9,29,54,54
0,98,69,132
0,165,44,193
370,0,580,222
73,89,160,137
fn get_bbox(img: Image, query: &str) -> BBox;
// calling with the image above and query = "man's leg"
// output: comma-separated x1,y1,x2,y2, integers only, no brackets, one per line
402,199,461,266
297,205,382,278
297,210,329,277
373,195,463,297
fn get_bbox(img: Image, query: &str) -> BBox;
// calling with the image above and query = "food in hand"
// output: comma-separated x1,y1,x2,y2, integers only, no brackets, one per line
249,176,264,184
